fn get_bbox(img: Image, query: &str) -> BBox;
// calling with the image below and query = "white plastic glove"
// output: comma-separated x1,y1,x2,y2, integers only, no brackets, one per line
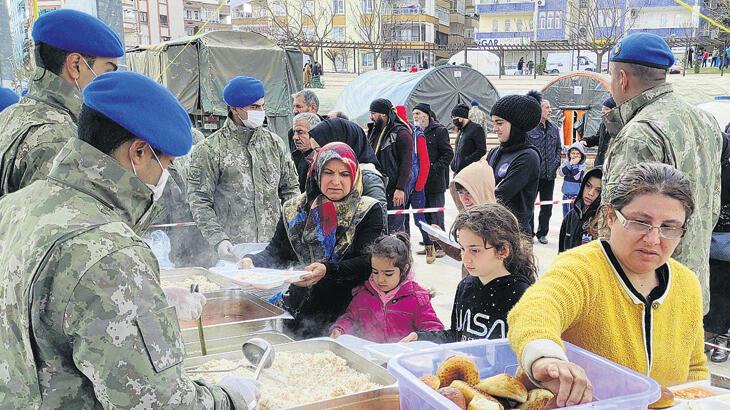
219,375,261,409
163,287,207,321
217,239,237,262
238,257,254,269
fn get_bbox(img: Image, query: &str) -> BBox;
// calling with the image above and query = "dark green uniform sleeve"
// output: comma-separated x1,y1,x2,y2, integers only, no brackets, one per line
63,245,237,409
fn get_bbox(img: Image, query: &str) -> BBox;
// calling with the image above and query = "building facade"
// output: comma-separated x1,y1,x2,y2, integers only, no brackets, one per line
123,0,186,48
184,0,232,37
232,0,478,72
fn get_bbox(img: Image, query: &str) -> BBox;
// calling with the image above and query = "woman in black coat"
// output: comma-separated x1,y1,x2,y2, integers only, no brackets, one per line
240,142,385,339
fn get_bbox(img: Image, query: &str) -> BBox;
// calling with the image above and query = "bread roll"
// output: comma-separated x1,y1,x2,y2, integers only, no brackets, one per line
514,367,538,390
451,380,488,403
476,374,529,403
439,386,467,410
648,386,676,409
518,389,555,410
421,374,441,390
437,355,480,386
468,394,504,410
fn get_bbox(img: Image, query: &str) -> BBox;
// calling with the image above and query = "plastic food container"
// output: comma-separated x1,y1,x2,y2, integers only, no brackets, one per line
388,338,661,410
209,266,308,290
667,380,730,409
365,341,439,365
232,242,268,259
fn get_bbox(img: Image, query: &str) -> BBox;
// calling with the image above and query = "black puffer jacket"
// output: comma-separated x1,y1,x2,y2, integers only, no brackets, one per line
367,112,413,193
423,120,454,193
558,167,603,252
526,120,562,180
715,129,730,232
582,122,612,167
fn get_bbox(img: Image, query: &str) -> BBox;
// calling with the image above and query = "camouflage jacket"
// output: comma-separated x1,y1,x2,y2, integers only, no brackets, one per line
602,83,722,314
469,106,491,133
0,138,240,408
187,118,300,246
0,68,81,197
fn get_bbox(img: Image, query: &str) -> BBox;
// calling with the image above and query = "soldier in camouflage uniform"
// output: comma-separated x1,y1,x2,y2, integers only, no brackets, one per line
188,76,299,261
469,98,492,133
603,33,722,314
0,72,257,408
0,9,124,198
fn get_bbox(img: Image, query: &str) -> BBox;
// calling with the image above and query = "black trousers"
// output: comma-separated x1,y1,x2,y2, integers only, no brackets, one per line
533,178,555,237
424,191,446,229
704,258,730,335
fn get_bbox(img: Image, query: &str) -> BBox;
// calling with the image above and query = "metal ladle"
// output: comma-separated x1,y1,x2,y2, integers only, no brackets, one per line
242,338,274,381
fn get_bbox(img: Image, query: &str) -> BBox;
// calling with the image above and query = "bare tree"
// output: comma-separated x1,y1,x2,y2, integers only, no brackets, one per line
564,0,641,70
253,0,335,62
350,0,398,69
701,0,730,41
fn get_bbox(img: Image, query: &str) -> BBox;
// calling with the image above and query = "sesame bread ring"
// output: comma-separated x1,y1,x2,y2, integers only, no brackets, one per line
437,355,480,386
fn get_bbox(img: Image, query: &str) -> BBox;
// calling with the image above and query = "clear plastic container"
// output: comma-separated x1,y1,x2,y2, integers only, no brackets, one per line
231,242,269,259
388,338,661,410
209,266,308,290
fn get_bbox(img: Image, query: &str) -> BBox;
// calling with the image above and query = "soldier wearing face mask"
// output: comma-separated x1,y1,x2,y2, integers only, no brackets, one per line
0,9,123,198
187,76,300,262
450,103,487,174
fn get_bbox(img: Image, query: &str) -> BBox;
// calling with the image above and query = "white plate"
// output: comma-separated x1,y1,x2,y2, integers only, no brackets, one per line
209,266,308,290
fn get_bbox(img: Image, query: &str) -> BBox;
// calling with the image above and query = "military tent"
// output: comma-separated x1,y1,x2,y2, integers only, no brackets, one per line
126,30,302,139
540,72,611,146
333,65,500,128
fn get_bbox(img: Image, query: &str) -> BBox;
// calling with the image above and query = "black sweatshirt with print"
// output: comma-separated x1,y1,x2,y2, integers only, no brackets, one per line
417,274,531,343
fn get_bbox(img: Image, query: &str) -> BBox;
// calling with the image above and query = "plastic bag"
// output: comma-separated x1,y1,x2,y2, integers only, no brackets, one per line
145,230,174,268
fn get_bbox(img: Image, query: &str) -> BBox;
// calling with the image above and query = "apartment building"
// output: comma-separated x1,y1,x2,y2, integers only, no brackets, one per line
184,0,232,37
123,0,186,48
232,0,478,72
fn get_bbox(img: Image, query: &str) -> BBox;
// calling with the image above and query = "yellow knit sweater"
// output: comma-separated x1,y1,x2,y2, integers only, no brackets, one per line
508,240,709,387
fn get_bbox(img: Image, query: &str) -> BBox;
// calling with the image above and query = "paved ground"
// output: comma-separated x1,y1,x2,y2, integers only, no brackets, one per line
311,70,730,381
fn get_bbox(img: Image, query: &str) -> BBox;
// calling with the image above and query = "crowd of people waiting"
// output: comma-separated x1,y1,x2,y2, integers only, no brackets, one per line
0,9,727,407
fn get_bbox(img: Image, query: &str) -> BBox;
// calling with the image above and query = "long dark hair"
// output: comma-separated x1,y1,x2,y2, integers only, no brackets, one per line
369,232,413,282
451,203,537,283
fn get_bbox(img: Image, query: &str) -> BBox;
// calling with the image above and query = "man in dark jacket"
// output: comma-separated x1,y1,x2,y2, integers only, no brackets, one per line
413,102,454,257
527,96,562,244
451,103,487,174
558,167,602,252
287,90,323,153
290,112,321,191
580,96,615,167
367,98,413,232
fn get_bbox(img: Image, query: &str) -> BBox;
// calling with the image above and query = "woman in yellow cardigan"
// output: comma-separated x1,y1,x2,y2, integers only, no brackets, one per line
508,162,708,407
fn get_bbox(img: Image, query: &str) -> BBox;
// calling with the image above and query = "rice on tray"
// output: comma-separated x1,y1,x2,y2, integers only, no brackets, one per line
191,351,382,409
160,274,221,292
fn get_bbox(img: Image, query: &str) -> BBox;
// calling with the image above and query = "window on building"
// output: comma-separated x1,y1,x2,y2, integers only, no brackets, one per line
160,14,168,27
362,52,374,66
504,18,511,31
555,11,562,29
516,19,523,32
361,0,373,13
185,9,193,19
492,19,499,32
333,0,345,15
547,11,553,29
579,0,588,7
139,11,148,23
304,0,315,15
332,26,346,40
272,0,286,16
186,27,196,36
539,12,545,29
194,10,199,20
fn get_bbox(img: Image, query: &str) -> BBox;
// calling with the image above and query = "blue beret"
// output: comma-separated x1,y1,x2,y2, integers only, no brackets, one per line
83,72,192,157
32,9,124,58
0,88,19,112
223,76,265,108
470,98,480,106
610,33,675,69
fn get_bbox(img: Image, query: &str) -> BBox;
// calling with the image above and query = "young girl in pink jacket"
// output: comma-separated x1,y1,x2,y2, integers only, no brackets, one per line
329,233,444,343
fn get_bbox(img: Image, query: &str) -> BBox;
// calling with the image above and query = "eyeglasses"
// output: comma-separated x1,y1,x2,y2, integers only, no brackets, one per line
613,208,686,240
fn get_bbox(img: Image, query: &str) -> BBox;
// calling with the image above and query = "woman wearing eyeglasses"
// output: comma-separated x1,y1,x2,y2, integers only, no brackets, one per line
507,162,708,408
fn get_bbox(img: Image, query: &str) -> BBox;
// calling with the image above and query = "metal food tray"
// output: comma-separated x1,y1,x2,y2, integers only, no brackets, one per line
179,290,293,357
185,339,397,409
160,267,240,293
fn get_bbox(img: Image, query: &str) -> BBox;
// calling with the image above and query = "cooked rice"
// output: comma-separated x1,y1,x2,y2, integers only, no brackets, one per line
161,275,221,292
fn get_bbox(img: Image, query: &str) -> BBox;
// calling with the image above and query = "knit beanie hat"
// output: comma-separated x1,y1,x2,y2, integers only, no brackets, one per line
602,96,616,109
414,102,437,121
451,103,470,119
369,98,393,115
490,90,542,150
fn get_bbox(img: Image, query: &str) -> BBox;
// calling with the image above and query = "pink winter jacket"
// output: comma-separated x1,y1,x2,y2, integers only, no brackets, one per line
331,279,444,343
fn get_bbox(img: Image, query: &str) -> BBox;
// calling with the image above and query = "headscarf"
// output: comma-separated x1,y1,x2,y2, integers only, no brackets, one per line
309,118,380,167
449,159,497,212
283,142,374,263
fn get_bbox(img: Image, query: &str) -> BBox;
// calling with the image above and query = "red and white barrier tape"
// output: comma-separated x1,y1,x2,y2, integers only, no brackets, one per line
148,200,577,229
705,340,730,352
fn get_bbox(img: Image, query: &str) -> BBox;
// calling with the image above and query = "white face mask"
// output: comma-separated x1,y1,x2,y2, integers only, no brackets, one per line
244,109,266,128
75,58,98,91
413,120,421,129
131,145,169,202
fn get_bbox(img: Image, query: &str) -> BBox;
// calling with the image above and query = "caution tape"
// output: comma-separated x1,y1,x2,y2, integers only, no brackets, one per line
705,340,730,352
672,0,730,34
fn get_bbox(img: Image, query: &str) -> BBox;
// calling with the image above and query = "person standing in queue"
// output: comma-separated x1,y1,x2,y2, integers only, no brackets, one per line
0,71,258,408
579,96,615,167
450,103,487,174
602,33,722,314
367,98,413,232
0,9,123,198
527,95,562,244
187,75,300,261
486,91,543,235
